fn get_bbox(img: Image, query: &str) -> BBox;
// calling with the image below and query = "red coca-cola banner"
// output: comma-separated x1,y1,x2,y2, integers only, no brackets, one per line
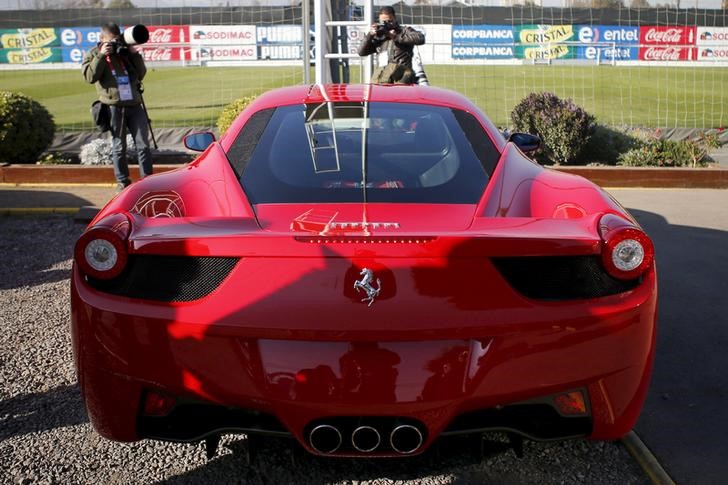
639,26,696,45
638,46,696,61
136,46,190,62
144,25,189,45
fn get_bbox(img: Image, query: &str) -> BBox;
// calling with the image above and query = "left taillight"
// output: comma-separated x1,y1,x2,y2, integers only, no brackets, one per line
599,213,655,280
74,212,131,280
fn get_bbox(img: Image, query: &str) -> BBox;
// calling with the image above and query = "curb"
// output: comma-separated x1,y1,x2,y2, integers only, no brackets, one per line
0,183,115,188
0,164,181,184
622,431,676,485
554,166,728,189
0,207,80,216
2,164,728,188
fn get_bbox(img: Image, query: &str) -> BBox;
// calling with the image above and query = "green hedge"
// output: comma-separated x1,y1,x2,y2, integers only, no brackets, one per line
618,135,715,167
511,92,595,165
216,96,257,135
0,91,56,164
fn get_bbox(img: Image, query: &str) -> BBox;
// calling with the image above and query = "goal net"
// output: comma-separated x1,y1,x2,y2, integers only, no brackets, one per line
0,1,726,131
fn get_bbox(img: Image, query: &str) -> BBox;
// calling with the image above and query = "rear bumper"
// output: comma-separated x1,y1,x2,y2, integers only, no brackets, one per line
71,264,657,456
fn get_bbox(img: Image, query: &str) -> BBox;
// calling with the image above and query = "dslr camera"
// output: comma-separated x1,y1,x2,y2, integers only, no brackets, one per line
374,20,397,40
103,24,150,55
107,39,128,55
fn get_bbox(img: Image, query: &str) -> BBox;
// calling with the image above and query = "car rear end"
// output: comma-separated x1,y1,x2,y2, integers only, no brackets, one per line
71,85,657,457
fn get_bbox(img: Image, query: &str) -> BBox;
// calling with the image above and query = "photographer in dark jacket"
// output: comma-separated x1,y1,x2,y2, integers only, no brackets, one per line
358,6,425,84
82,23,152,192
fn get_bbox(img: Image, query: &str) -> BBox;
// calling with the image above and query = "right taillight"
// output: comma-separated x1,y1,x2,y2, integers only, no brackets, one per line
599,214,654,280
74,212,131,280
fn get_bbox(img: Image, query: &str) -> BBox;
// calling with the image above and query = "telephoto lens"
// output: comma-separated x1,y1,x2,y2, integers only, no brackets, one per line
123,24,150,46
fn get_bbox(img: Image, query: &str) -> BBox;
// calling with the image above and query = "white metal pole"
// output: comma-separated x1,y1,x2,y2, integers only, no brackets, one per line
363,0,373,83
302,0,311,84
313,0,331,84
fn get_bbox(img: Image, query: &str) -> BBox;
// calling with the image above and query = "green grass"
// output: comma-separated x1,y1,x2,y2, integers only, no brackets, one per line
0,66,304,131
1,65,726,130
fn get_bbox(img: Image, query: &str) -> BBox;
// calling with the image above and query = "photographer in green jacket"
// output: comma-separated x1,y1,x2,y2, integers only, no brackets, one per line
82,22,152,192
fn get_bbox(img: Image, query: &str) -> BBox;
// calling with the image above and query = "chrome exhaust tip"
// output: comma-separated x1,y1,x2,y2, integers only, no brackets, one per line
309,424,342,454
351,425,381,453
390,424,423,454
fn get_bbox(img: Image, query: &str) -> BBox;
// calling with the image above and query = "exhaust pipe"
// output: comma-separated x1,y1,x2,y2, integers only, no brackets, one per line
351,425,381,453
390,424,423,454
309,424,342,454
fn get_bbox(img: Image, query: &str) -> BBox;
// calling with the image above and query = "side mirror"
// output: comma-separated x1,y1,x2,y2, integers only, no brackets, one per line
508,132,541,154
183,132,216,152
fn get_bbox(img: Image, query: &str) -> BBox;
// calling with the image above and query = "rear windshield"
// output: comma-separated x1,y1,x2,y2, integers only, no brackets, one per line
229,102,500,204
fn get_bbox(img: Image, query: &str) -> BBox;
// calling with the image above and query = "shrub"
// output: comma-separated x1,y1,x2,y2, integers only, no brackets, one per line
511,92,595,165
217,95,257,135
618,137,710,167
37,152,73,165
579,125,640,165
697,131,721,150
0,91,56,164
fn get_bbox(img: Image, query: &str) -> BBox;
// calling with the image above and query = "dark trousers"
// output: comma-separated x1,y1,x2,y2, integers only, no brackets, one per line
109,104,152,184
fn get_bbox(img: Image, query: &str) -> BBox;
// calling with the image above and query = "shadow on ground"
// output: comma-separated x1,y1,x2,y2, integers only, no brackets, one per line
628,208,728,485
0,214,83,290
0,384,88,441
0,190,93,209
153,434,526,485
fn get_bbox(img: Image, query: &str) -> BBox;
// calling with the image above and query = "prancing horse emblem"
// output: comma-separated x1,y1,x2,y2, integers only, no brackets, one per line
353,268,381,307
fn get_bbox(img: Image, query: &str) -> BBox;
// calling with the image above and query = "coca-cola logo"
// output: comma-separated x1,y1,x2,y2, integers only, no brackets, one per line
643,46,683,61
140,47,174,61
644,28,683,43
149,29,173,43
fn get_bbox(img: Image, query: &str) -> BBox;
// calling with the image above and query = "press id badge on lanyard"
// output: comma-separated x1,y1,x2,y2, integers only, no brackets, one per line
105,56,134,102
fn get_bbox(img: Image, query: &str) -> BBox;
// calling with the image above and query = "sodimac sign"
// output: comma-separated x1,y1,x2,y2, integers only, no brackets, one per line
189,25,256,45
697,27,728,46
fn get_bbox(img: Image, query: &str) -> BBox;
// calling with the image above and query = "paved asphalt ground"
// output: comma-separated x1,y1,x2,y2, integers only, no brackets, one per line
614,189,728,485
1,186,727,483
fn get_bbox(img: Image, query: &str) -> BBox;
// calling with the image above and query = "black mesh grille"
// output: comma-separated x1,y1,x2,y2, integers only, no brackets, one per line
87,256,239,302
226,108,275,178
491,255,640,300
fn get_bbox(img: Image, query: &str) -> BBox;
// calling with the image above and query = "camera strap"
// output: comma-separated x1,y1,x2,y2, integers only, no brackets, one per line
376,40,396,66
104,55,134,102
387,39,396,61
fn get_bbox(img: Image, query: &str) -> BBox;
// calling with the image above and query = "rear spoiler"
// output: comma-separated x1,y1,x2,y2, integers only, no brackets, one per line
126,213,601,259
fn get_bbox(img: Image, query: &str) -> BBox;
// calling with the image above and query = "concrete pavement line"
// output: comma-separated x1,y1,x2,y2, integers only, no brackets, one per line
0,183,115,187
604,187,708,191
622,431,676,485
0,207,80,215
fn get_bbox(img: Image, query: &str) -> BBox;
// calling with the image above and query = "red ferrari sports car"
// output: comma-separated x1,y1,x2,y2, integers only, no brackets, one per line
71,84,656,459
